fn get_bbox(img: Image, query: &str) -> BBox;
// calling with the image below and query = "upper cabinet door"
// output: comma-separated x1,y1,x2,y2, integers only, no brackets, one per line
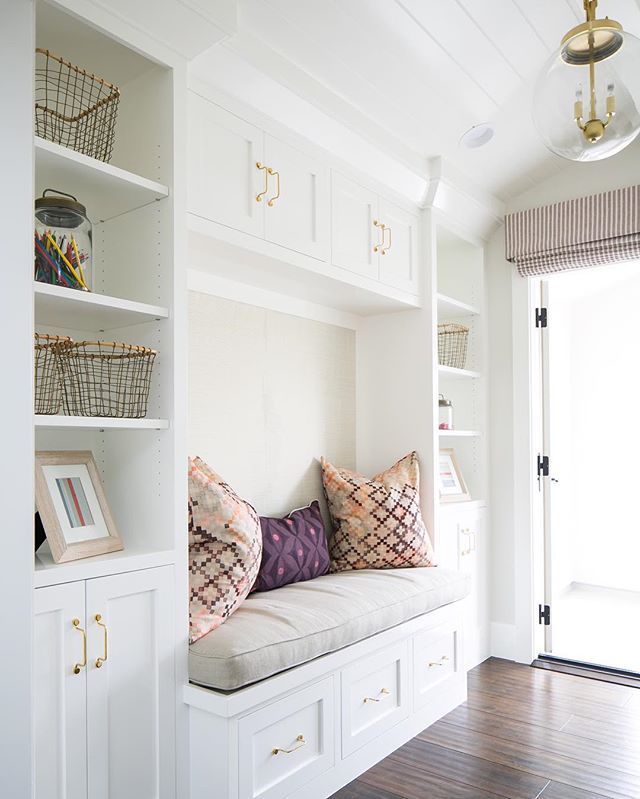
34,582,88,799
86,566,175,799
263,135,330,261
188,93,265,238
377,199,419,295
331,173,379,280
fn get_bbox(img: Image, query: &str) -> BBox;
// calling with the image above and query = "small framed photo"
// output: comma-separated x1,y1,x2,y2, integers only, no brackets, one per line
438,448,471,503
35,451,123,563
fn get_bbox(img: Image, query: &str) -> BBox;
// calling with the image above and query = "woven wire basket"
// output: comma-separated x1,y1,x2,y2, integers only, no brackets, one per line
34,333,72,415
60,341,157,418
35,48,120,163
438,323,469,369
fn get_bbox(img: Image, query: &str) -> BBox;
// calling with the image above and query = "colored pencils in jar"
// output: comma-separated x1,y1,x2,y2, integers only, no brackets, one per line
34,230,90,291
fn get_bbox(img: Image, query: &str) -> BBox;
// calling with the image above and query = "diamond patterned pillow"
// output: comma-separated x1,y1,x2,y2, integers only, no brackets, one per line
322,451,436,572
188,456,262,644
253,501,330,592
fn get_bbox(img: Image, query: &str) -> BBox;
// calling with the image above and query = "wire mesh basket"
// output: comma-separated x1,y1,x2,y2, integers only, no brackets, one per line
60,341,157,418
34,333,72,415
35,48,120,163
438,323,469,370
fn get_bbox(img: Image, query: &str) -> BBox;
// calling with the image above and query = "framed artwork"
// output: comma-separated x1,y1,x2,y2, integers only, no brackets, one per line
35,451,123,563
438,448,471,503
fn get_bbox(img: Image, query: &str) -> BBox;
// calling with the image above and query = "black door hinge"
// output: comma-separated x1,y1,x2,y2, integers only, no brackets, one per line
535,307,548,328
538,604,551,626
537,454,550,477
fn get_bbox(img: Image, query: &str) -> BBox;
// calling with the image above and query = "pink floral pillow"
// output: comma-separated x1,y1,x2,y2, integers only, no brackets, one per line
188,456,262,643
322,451,436,572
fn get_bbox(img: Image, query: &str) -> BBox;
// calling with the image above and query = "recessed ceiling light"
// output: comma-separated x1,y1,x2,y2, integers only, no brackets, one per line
459,123,495,149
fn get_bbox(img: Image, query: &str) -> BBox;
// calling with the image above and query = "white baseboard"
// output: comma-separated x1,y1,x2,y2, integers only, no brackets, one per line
490,622,517,661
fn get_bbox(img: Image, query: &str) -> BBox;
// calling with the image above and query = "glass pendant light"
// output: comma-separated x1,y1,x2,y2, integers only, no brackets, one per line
534,0,640,161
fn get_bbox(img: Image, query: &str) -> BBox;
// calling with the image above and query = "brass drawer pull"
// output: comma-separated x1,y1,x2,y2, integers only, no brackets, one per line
267,167,280,206
256,162,269,203
272,734,306,755
364,687,390,704
72,618,87,675
381,225,392,255
95,614,108,668
428,655,450,668
373,219,386,253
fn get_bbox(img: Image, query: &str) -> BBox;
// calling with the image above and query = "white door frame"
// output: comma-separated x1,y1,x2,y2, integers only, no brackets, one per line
512,272,546,663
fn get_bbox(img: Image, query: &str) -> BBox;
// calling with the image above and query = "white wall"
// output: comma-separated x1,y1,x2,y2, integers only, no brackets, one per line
487,139,640,659
188,291,356,518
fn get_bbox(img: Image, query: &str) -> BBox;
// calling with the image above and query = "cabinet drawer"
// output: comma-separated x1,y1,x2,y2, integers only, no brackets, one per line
413,624,459,709
238,678,334,799
341,642,409,758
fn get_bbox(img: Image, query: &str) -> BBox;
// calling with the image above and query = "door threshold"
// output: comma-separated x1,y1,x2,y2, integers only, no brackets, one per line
533,655,640,688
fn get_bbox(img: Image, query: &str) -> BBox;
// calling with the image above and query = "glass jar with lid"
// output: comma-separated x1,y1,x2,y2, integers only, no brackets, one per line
438,394,454,430
34,189,92,291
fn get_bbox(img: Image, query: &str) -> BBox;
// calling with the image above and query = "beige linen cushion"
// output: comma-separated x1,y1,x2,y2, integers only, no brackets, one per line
189,567,469,690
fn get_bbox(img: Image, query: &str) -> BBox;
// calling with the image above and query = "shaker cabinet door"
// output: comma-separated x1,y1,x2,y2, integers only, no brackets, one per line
331,172,379,280
263,134,330,261
34,582,88,799
188,93,265,238
378,199,419,295
86,566,175,799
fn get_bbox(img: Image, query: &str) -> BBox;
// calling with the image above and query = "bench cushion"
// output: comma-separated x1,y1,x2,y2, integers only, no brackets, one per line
189,567,470,690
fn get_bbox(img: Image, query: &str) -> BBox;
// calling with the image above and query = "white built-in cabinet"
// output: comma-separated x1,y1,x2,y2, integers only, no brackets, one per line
188,95,329,261
187,91,420,310
34,566,175,799
331,173,418,293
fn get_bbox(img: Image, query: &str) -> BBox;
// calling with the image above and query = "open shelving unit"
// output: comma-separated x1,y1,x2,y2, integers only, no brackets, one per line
32,0,181,585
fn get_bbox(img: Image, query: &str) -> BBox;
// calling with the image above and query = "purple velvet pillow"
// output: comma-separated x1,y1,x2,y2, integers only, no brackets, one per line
253,501,330,592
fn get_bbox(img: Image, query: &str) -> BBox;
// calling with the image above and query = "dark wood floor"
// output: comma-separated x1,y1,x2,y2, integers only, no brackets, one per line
333,658,640,799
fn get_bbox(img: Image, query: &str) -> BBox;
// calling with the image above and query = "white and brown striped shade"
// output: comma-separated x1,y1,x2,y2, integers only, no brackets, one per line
505,185,640,277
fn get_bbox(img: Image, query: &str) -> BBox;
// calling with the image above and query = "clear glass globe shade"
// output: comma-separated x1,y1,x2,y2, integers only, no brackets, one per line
534,30,640,161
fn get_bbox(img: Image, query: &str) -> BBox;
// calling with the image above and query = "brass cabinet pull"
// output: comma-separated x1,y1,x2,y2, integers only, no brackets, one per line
364,687,391,704
428,655,450,668
267,167,280,206
272,734,306,755
373,219,386,253
381,225,392,255
72,618,87,675
256,162,269,203
95,614,108,668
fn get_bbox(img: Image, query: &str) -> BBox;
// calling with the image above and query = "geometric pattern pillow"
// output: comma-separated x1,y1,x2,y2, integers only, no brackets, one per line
188,456,262,644
321,451,436,573
253,501,330,592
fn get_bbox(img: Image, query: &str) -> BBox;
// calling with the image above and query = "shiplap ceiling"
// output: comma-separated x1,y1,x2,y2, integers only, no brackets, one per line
229,0,640,201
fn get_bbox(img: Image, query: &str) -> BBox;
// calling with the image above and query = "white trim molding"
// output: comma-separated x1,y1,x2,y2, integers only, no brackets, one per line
490,623,517,661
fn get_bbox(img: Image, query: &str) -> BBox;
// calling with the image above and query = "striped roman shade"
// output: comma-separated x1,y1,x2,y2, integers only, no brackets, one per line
505,185,640,277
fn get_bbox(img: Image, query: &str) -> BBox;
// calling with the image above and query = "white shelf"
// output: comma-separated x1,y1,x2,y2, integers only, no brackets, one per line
437,293,480,320
438,365,481,380
34,415,169,430
438,429,482,437
34,543,175,588
35,282,169,331
35,137,169,222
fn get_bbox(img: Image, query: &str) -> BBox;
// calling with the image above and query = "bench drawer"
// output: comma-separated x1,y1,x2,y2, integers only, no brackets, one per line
238,678,335,799
412,624,459,709
341,641,409,757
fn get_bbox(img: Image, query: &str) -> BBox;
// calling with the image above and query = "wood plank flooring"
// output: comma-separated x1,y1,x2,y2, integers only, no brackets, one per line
332,658,640,799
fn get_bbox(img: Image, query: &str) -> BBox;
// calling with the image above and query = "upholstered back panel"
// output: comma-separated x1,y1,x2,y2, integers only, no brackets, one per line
188,292,356,517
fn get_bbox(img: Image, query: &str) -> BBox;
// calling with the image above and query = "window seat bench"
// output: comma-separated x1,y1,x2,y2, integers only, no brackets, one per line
184,567,470,799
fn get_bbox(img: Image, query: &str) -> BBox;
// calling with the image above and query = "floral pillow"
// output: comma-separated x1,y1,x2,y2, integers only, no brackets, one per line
188,456,262,643
322,451,436,572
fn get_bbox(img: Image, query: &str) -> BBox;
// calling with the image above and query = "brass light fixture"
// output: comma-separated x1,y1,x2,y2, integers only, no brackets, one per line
534,0,640,161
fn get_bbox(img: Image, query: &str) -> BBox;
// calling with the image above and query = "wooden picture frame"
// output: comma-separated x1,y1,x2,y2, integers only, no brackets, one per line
438,448,471,503
35,451,123,563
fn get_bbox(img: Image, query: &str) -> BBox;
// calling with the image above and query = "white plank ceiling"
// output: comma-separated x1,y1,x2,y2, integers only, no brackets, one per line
221,0,640,201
